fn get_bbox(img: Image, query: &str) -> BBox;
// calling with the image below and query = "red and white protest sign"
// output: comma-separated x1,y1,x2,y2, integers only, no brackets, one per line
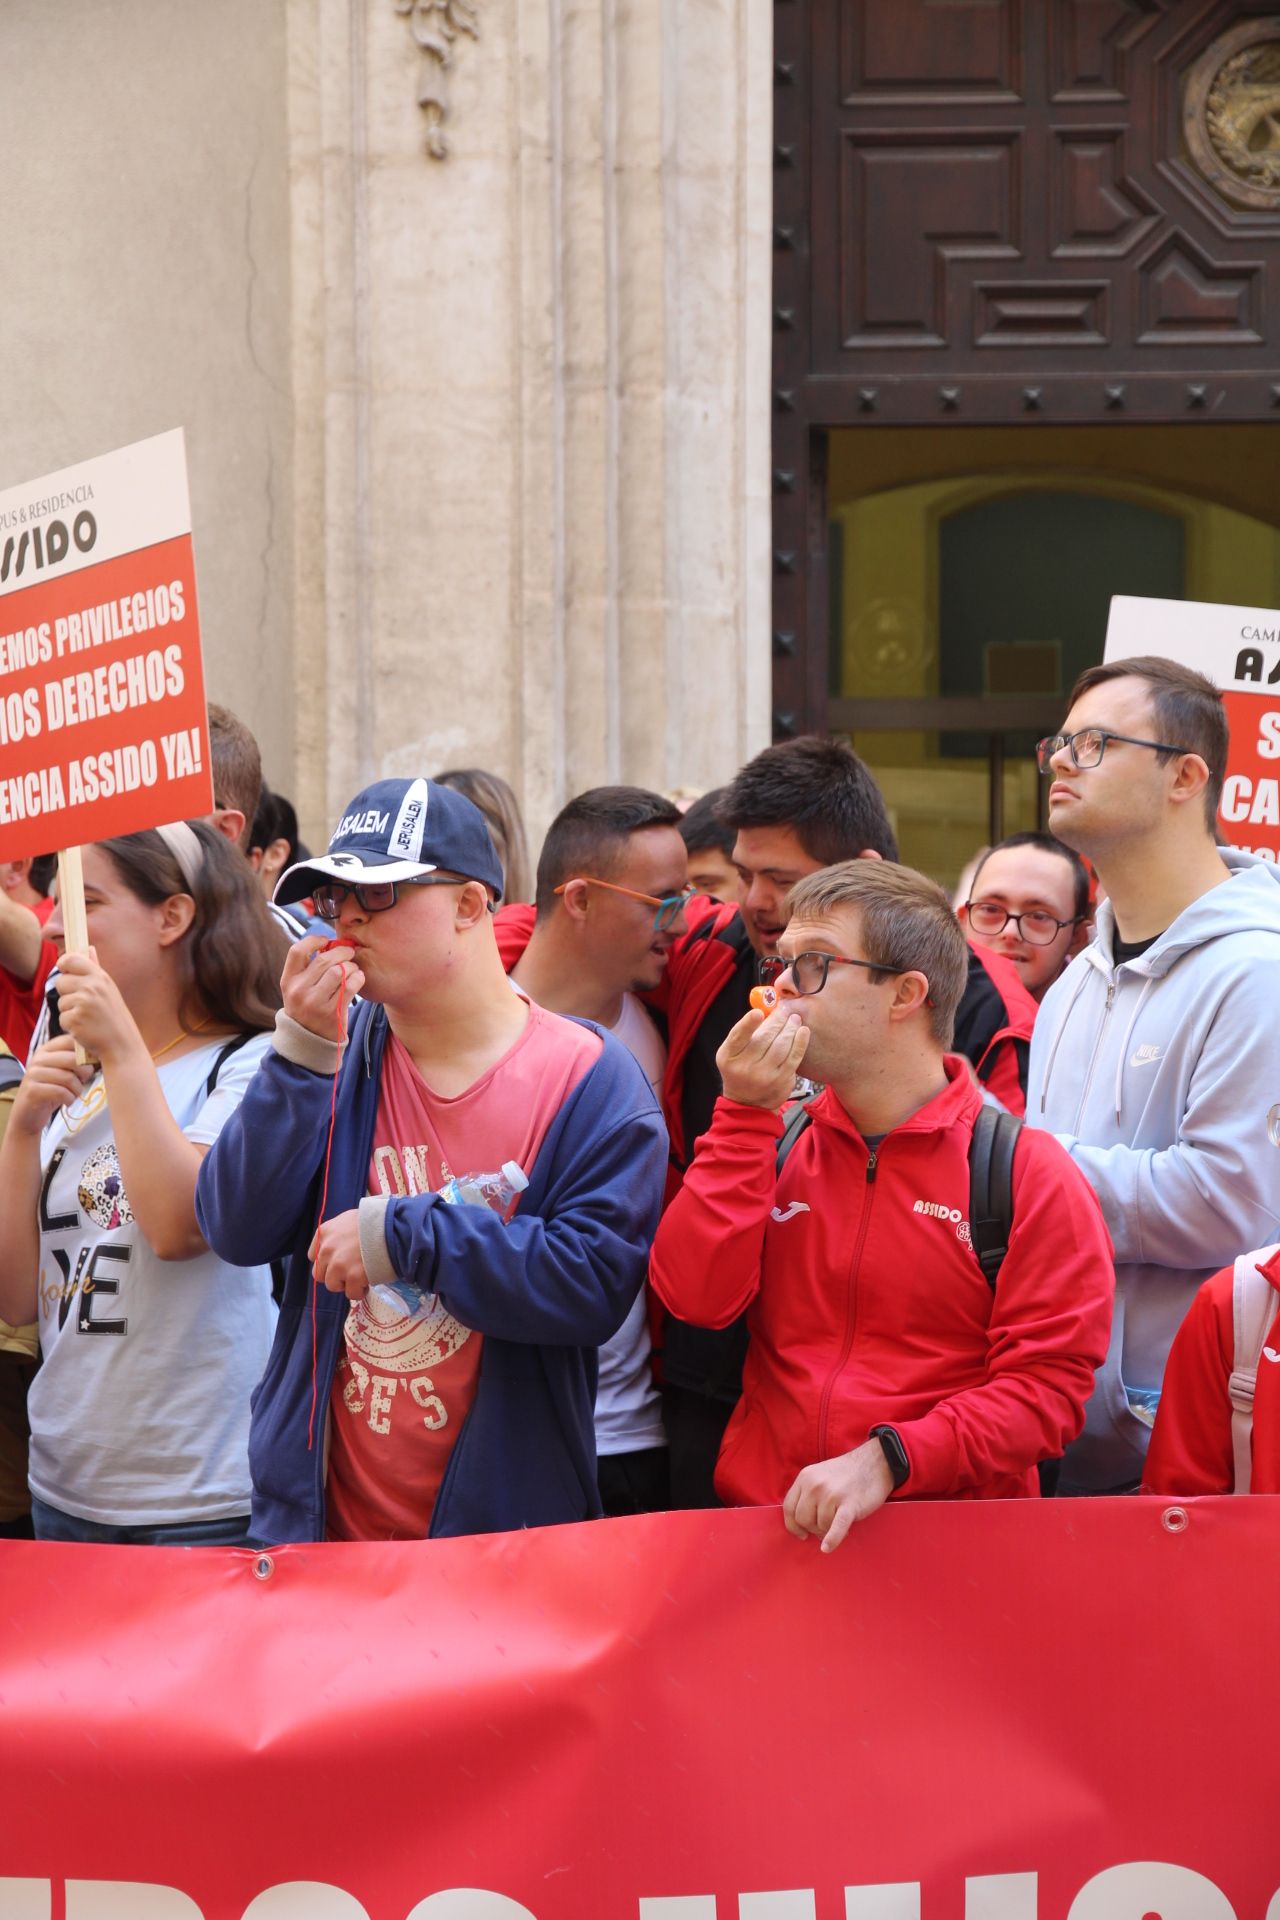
1106,593,1280,863
0,429,212,861
2,1499,1279,1919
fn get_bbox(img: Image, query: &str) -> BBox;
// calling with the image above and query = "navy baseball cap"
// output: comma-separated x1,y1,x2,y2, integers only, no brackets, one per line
274,777,505,905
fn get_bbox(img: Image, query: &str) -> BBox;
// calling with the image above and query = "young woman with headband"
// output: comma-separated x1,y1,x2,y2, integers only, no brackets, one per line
0,821,287,1544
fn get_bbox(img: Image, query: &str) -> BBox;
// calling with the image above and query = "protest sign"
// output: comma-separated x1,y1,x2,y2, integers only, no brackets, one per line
2,1499,1279,1920
0,429,212,862
1106,593,1280,862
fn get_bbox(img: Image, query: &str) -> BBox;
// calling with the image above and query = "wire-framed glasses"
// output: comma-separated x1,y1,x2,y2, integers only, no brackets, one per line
553,876,693,933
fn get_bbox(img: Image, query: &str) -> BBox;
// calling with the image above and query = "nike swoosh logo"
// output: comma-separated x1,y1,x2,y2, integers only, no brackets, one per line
1263,1347,1280,1365
771,1202,811,1223
1129,1054,1162,1069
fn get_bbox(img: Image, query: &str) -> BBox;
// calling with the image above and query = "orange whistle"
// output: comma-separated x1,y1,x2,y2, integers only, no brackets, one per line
750,984,790,1014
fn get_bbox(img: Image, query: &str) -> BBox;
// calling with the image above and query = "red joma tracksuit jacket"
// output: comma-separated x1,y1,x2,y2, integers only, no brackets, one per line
648,1060,1114,1506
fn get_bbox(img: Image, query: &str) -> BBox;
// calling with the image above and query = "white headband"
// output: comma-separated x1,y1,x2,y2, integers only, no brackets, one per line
155,821,204,893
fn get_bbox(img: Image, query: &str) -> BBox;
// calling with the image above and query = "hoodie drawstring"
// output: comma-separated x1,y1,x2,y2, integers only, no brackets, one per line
1038,963,1094,1114
1113,974,1154,1123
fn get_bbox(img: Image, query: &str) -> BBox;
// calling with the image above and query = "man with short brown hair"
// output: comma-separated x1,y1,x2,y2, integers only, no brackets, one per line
206,702,263,853
651,860,1113,1547
1030,653,1280,1494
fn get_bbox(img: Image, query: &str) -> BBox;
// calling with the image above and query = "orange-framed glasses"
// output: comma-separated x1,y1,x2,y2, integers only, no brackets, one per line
553,877,693,933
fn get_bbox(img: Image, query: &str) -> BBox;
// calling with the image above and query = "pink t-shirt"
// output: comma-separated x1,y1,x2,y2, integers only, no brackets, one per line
325,999,602,1541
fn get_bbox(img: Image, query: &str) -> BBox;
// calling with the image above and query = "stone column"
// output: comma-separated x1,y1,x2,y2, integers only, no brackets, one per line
286,0,772,851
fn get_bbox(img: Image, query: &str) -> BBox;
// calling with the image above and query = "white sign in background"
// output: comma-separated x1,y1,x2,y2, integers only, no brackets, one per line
1105,592,1280,689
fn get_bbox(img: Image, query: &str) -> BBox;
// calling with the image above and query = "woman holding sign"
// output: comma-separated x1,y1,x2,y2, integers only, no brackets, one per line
0,821,285,1544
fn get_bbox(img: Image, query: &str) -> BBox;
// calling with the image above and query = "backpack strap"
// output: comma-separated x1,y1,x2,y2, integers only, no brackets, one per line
1229,1248,1280,1495
205,1032,252,1097
968,1103,1021,1291
775,1099,815,1175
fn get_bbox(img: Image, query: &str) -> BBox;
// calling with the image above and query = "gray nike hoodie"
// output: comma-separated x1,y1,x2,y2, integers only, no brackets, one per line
1028,848,1280,1493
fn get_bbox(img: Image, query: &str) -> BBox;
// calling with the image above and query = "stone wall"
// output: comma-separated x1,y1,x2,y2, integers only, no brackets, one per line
287,0,773,851
0,0,297,794
2,0,772,854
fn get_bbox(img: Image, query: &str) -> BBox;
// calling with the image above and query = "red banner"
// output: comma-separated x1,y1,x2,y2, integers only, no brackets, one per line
1,1499,1278,1920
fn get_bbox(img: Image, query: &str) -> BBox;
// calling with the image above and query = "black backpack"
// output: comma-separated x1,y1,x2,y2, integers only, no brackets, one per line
775,1097,1021,1289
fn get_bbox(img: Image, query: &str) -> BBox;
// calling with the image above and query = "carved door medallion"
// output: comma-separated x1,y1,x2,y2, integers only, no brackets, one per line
1185,18,1280,210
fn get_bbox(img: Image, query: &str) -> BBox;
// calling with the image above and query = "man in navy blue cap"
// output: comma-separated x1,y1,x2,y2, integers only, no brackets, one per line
197,777,667,1545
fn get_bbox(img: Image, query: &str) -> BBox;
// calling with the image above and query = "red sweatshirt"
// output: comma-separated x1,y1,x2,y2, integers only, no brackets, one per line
1143,1247,1280,1496
648,1059,1114,1506
0,897,56,1062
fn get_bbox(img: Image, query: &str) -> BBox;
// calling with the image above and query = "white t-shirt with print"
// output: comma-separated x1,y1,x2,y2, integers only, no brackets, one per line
27,1033,277,1527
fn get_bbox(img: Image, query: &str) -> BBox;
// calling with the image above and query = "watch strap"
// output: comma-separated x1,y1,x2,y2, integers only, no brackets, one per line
870,1424,910,1489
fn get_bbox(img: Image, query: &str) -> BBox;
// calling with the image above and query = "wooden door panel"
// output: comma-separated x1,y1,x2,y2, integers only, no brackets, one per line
843,1,1025,102
1048,0,1163,102
1050,129,1160,256
840,134,1021,348
812,2,1280,390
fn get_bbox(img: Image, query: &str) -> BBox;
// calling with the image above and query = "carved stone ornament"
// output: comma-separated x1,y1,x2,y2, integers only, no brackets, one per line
1184,18,1280,212
395,0,479,159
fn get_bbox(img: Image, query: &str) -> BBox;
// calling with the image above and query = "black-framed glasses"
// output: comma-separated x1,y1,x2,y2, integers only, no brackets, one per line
758,950,906,997
312,875,463,921
966,901,1080,946
1035,728,1192,774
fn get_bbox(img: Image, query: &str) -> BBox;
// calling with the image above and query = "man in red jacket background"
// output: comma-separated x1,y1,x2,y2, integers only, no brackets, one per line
650,859,1113,1549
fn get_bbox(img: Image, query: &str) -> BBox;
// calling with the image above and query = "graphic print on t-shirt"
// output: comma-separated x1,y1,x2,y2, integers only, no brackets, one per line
335,1140,479,1456
77,1143,133,1231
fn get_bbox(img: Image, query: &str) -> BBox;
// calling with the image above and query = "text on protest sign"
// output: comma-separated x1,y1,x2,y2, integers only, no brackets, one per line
0,430,212,860
1106,593,1280,863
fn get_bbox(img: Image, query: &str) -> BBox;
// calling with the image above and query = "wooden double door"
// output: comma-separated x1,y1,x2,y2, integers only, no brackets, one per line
772,1,1280,744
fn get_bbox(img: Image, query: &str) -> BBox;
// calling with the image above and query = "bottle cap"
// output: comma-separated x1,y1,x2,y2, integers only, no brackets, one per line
501,1160,529,1191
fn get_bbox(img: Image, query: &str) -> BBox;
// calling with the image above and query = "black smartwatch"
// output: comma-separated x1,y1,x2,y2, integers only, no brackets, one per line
869,1424,910,1490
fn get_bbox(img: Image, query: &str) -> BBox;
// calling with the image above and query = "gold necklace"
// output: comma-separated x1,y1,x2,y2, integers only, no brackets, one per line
60,1018,212,1136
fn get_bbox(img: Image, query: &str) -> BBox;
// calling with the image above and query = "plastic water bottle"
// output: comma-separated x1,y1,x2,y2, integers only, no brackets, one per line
1126,1385,1162,1430
437,1161,529,1212
363,1162,529,1323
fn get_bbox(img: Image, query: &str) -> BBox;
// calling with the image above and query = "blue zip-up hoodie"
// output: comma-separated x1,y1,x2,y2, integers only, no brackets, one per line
195,1000,667,1544
1028,849,1280,1493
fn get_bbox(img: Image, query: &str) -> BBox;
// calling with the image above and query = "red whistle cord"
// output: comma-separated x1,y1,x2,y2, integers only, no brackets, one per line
307,961,346,1452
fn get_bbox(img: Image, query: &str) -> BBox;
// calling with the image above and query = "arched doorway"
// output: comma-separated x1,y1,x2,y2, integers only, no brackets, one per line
825,433,1280,886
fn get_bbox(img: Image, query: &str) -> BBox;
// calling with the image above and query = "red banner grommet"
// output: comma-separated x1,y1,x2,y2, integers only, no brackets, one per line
1161,1507,1189,1534
253,1554,275,1581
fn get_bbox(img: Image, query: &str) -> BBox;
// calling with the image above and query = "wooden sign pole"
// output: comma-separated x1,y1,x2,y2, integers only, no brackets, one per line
56,846,89,1065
